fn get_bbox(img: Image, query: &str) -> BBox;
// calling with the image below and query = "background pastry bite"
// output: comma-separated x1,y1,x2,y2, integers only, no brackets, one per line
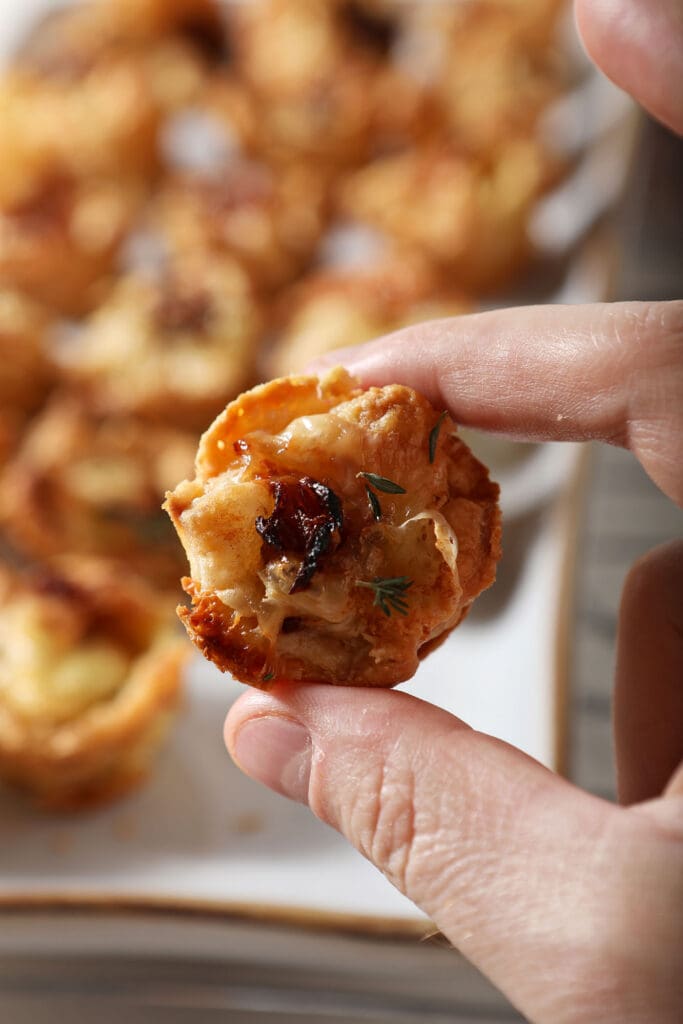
0,396,196,588
0,559,188,810
0,60,161,199
154,161,328,292
165,369,501,689
0,174,142,316
229,0,418,168
338,140,552,291
59,255,262,429
267,259,471,376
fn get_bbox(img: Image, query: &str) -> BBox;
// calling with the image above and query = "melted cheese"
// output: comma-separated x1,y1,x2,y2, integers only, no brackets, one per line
0,601,129,723
401,510,459,572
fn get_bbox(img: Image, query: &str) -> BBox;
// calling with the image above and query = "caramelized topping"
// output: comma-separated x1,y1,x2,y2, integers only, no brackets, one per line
255,475,343,593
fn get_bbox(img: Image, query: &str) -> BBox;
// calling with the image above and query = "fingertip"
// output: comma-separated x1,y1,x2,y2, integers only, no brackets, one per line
574,0,683,135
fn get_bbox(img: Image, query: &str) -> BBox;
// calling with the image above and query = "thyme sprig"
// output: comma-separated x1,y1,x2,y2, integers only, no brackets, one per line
358,471,406,521
365,485,382,521
356,576,413,617
358,472,406,495
429,411,448,464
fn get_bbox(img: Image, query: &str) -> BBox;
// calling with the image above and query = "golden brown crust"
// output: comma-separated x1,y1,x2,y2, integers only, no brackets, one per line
409,1,566,158
166,368,501,689
0,560,188,810
0,64,160,208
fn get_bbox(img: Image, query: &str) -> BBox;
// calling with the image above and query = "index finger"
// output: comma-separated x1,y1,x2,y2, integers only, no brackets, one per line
316,301,683,507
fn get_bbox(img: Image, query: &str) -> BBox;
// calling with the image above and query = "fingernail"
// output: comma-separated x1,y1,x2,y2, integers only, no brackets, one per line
233,716,312,804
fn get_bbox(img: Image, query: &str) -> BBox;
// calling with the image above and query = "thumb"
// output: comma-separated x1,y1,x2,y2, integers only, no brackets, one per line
225,684,639,1021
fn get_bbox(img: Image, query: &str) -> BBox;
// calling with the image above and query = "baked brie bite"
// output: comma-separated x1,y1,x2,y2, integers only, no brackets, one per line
0,560,188,809
165,369,501,688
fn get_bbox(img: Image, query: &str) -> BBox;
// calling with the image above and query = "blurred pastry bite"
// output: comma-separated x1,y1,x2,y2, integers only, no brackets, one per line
154,160,328,292
268,259,470,376
165,368,501,688
59,255,262,429
94,0,228,53
0,58,161,196
230,0,428,167
1,396,196,588
19,0,228,82
339,139,551,291
0,559,187,810
0,173,142,316
432,2,565,156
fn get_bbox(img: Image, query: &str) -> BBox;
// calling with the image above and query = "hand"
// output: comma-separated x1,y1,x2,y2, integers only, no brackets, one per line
225,301,683,1024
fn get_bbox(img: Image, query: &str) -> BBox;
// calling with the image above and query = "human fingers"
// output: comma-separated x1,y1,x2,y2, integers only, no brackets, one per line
575,0,683,135
312,301,683,507
226,685,683,1023
615,540,683,804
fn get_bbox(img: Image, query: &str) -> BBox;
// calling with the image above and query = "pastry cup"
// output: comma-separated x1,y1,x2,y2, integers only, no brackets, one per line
60,255,263,430
0,560,188,811
339,139,553,292
165,368,501,689
0,395,196,588
0,288,54,419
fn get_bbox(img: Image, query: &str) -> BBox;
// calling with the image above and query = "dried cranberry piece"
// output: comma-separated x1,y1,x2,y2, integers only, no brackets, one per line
255,476,343,593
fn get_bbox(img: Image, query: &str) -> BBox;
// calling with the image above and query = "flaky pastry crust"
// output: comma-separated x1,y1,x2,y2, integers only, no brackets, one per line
165,368,501,688
0,560,188,810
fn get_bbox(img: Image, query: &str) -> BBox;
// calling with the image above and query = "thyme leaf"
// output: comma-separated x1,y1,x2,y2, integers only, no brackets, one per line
356,576,413,617
262,671,275,682
429,411,448,464
365,484,382,521
358,472,406,495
